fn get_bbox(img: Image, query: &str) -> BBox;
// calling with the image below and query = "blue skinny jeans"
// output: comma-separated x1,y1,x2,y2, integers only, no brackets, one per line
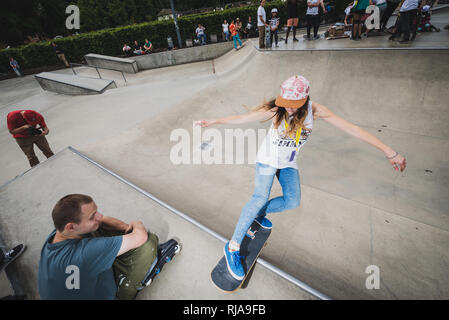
231,162,301,245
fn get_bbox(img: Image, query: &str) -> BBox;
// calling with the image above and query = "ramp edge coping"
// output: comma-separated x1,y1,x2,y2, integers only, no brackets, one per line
67,146,331,300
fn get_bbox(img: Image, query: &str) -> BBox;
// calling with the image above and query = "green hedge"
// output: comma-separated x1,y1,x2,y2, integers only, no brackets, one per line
0,0,350,74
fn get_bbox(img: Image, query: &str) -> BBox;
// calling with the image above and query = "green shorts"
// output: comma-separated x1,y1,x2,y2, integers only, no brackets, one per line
93,228,159,300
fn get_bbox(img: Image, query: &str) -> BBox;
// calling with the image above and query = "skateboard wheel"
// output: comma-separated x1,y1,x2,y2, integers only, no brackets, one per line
174,244,181,254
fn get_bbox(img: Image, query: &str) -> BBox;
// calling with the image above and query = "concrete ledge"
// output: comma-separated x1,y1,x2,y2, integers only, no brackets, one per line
85,53,139,74
132,41,235,71
34,72,116,95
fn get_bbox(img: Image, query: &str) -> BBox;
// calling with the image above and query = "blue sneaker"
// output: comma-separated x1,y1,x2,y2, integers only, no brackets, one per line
254,216,272,229
224,242,245,280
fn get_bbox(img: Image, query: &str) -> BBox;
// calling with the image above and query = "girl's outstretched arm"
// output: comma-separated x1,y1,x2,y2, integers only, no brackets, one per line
195,107,277,127
313,102,406,172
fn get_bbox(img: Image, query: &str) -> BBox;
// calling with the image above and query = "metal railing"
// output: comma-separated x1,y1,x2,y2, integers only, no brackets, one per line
68,146,332,300
69,63,127,85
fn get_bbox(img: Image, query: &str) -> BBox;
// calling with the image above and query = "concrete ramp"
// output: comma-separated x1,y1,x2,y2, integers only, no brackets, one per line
35,72,117,95
0,148,318,300
132,41,235,71
85,54,139,74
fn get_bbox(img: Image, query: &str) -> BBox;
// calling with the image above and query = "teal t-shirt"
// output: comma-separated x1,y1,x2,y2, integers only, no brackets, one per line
38,230,122,300
353,0,370,11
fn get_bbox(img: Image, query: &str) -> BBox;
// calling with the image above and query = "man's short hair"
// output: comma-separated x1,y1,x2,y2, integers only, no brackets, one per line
52,194,93,232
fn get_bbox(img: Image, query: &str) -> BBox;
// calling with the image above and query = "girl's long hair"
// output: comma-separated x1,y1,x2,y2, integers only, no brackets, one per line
256,97,310,138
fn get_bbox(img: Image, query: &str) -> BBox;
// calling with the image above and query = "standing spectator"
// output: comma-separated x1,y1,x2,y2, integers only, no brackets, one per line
196,24,207,45
305,0,327,40
143,39,153,54
351,0,372,40
345,2,355,26
236,18,243,37
9,57,23,77
269,8,280,47
7,109,54,168
285,0,299,43
243,16,254,39
223,19,230,41
381,0,402,30
133,40,144,55
258,0,268,49
230,19,243,49
51,42,70,67
389,0,428,43
122,44,132,57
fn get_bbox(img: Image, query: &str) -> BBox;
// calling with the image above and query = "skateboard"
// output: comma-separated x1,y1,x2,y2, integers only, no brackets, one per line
265,26,272,48
141,239,181,288
235,42,246,50
326,35,350,40
211,220,271,292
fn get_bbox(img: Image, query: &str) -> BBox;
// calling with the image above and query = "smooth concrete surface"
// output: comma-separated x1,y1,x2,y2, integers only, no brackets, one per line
85,53,139,74
1,16,448,299
132,41,235,70
35,72,117,95
0,148,315,300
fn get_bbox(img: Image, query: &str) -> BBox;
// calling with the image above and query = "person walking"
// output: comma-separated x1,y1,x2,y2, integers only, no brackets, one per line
196,75,406,280
51,42,70,67
9,57,23,77
230,19,243,49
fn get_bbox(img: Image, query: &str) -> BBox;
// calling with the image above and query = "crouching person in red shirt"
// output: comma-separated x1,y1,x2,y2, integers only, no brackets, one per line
7,109,54,167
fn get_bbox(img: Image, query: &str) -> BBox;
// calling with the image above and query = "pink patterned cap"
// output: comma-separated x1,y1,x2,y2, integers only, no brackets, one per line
275,75,310,108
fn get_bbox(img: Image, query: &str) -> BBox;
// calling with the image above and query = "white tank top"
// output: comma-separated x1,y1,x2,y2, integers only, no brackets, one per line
307,0,320,15
256,100,314,169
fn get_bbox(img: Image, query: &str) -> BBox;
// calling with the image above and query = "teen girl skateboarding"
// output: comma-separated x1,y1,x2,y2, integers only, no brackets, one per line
196,75,406,280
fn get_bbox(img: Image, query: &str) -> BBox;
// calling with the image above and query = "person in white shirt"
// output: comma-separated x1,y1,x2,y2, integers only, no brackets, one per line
257,0,268,48
389,0,428,43
196,24,207,45
305,0,327,40
344,2,354,26
195,75,406,281
223,20,230,41
122,44,132,57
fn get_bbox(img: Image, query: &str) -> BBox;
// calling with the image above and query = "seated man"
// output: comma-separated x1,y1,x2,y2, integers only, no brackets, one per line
143,39,153,54
133,40,144,55
122,43,132,57
38,194,159,300
195,24,207,45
